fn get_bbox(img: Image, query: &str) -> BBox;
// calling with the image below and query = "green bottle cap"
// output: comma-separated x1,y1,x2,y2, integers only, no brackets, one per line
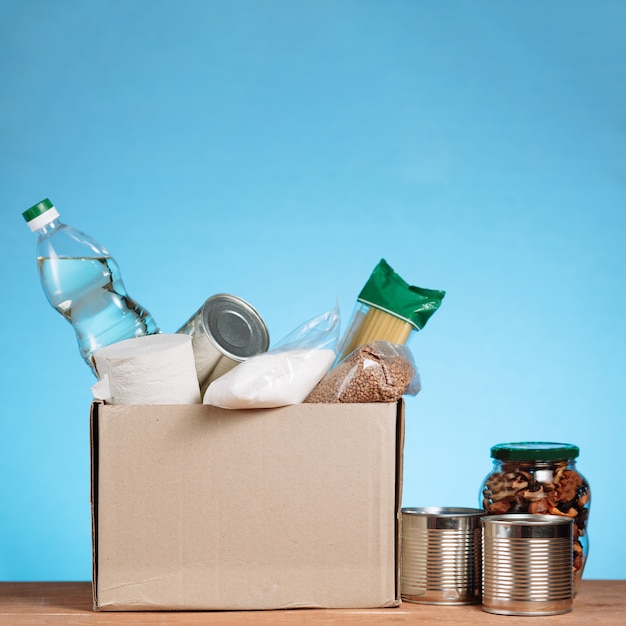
490,442,580,461
22,198,54,223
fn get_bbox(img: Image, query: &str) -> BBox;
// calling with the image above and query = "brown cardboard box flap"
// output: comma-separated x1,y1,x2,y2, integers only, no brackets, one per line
91,401,404,611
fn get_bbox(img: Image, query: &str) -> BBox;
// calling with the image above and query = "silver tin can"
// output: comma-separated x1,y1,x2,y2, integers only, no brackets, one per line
177,294,270,394
401,507,485,605
481,514,574,616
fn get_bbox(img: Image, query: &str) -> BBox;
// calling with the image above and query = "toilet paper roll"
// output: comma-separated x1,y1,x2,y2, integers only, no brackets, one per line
91,334,202,405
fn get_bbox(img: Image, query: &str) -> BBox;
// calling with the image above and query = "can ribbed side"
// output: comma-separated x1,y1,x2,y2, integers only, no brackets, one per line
401,508,484,605
481,515,574,616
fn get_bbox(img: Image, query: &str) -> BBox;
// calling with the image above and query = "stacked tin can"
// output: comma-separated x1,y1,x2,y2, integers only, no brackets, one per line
482,514,574,616
401,507,485,605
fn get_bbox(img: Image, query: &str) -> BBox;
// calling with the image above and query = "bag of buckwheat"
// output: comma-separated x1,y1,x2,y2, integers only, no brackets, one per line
305,340,420,403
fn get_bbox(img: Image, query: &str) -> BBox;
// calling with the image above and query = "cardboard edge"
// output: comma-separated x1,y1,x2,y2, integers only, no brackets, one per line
393,398,405,607
90,400,101,612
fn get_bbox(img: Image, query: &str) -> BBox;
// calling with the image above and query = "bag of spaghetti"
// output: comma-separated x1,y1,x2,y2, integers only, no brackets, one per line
305,340,421,403
334,258,446,364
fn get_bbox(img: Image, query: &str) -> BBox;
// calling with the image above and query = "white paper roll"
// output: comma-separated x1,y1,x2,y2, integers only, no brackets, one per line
92,334,202,405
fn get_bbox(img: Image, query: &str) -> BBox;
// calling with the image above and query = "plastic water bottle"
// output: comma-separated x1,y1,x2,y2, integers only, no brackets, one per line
23,198,160,374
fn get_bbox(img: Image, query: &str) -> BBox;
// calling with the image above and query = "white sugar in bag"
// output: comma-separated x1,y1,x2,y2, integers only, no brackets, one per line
203,348,335,409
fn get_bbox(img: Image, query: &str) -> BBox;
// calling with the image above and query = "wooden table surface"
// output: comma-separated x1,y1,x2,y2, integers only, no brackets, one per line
0,580,623,625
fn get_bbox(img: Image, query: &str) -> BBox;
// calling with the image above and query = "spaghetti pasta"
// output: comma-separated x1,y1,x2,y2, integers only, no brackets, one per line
337,306,413,362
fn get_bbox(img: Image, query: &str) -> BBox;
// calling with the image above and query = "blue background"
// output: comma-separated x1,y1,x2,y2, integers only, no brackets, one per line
2,1,625,581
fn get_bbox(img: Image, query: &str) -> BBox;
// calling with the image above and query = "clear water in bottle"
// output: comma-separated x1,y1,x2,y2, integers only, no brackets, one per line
38,255,159,362
24,198,160,373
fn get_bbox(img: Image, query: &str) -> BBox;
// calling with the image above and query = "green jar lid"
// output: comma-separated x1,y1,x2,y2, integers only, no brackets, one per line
491,442,579,461
22,198,54,222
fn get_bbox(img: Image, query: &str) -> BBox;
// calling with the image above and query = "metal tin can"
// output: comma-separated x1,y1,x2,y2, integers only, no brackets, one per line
401,507,485,605
481,514,574,616
177,294,270,394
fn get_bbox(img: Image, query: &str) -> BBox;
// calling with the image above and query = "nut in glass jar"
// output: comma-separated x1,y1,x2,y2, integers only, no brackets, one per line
480,442,590,592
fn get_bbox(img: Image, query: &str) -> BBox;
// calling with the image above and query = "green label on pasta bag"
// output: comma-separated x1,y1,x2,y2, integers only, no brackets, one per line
357,259,446,330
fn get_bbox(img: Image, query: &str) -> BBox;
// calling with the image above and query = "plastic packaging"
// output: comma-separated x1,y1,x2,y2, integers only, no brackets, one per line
305,341,420,403
480,442,590,593
203,302,340,409
23,198,159,374
336,259,445,362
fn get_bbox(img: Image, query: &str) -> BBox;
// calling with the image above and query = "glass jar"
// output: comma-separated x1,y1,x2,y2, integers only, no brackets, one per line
480,442,590,592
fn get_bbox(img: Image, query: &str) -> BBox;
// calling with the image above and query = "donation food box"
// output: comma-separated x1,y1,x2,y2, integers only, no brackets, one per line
90,400,405,611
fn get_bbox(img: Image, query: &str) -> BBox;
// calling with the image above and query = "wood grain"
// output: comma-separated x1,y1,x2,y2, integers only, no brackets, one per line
0,580,623,625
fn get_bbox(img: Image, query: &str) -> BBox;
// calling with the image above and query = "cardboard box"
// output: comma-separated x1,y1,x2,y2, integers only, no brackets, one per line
90,400,404,611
